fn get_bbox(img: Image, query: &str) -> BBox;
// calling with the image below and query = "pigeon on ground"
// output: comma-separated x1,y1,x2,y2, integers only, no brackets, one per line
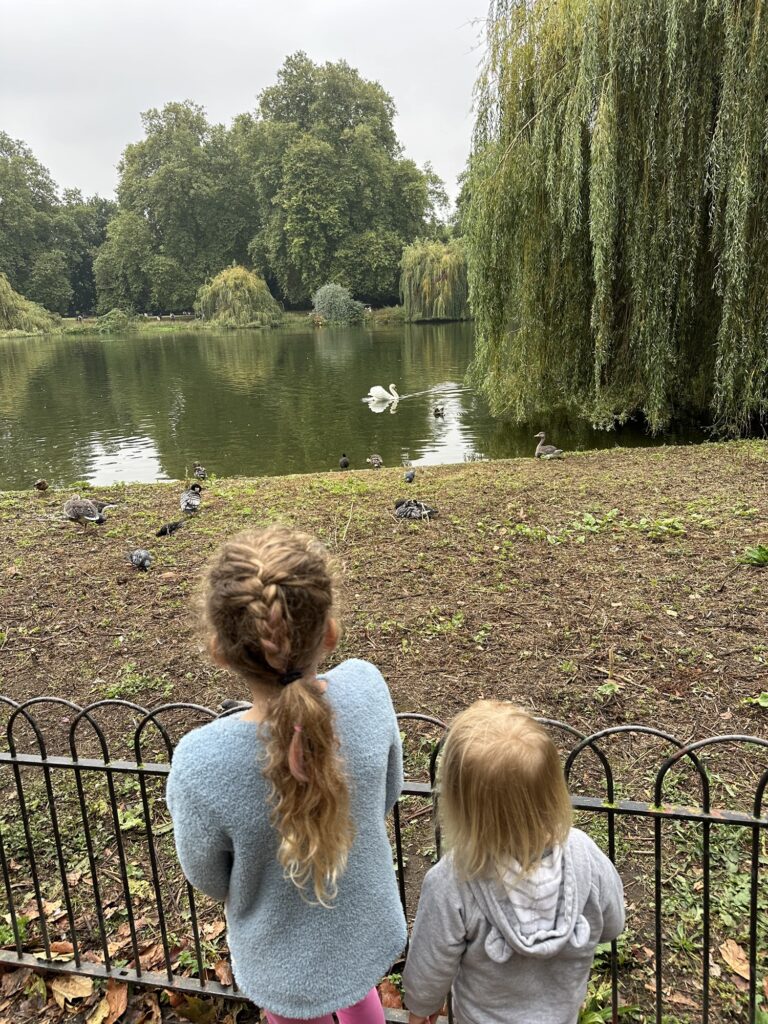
34,479,49,492
394,498,438,521
129,549,152,571
404,470,415,483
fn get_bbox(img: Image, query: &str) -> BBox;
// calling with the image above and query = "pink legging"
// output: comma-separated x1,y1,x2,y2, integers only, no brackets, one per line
265,985,384,1024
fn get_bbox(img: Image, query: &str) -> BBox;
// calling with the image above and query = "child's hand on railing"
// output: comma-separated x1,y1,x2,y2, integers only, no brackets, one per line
408,1013,439,1024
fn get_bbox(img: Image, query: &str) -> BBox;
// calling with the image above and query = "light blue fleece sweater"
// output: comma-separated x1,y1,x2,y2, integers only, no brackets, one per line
166,659,407,1018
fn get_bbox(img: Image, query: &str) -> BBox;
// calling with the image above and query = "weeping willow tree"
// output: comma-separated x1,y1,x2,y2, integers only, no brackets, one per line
0,273,58,334
400,240,470,322
195,266,282,328
466,0,768,433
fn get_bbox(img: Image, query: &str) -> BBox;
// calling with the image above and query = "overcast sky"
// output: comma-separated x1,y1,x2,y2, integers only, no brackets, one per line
0,0,489,205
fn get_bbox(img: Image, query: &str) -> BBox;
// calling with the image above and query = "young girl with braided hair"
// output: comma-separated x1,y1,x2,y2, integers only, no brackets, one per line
166,526,406,1023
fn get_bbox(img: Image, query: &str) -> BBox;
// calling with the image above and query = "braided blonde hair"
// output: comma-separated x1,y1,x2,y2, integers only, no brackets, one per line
203,526,353,905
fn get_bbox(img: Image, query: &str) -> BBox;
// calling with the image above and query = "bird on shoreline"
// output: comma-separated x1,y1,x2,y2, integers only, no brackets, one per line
180,482,203,513
193,462,207,480
534,432,565,459
339,453,350,470
63,496,110,530
156,520,185,537
89,499,117,514
395,498,438,521
34,479,49,492
367,454,384,469
129,549,152,571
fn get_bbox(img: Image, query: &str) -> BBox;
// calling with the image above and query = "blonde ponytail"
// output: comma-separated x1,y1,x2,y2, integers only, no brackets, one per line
203,527,354,904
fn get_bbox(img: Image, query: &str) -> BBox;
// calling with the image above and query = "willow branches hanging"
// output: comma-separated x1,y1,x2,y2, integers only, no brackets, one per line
195,266,282,328
399,239,470,321
466,0,768,432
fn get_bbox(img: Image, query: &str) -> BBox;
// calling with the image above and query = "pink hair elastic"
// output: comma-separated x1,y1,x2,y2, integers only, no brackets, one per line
294,724,302,733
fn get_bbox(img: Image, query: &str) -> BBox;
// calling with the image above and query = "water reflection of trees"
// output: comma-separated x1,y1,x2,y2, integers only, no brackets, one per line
0,324,484,487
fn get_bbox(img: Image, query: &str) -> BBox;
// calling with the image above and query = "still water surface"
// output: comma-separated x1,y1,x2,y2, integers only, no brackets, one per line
0,323,703,489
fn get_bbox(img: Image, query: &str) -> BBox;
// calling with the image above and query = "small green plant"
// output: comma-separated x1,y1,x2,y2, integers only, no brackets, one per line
738,544,768,566
742,691,768,709
594,679,622,700
101,662,172,700
578,979,639,1022
0,914,29,947
628,516,686,541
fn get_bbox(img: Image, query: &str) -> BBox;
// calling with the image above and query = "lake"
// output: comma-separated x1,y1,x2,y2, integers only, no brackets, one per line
0,322,704,489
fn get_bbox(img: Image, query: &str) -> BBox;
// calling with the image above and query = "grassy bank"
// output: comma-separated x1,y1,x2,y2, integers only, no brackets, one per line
1,442,766,726
1,444,767,1021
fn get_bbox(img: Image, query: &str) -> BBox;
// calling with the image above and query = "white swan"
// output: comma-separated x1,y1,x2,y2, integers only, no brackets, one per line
366,384,399,403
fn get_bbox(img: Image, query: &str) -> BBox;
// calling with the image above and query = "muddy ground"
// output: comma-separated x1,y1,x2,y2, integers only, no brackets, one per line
1,442,766,736
0,442,767,1023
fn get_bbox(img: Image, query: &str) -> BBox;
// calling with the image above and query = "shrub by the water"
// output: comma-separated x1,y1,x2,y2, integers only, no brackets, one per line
97,308,133,333
0,273,59,334
195,266,282,328
399,240,469,322
311,283,364,323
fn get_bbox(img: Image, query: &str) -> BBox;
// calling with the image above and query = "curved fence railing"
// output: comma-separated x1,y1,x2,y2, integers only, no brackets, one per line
0,698,765,1023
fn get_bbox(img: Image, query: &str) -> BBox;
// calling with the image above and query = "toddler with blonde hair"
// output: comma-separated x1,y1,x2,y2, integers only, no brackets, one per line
403,701,624,1024
167,526,406,1023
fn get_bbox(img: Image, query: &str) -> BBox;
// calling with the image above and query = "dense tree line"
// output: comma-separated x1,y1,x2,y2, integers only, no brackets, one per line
466,0,768,433
0,53,447,317
0,132,115,314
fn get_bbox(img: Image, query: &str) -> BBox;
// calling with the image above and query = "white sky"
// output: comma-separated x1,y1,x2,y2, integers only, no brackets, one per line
0,0,489,205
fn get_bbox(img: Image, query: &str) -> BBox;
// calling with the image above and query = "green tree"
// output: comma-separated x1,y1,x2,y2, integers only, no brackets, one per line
27,249,72,314
114,100,257,310
467,0,768,433
93,211,153,312
246,52,444,305
0,132,57,294
400,239,469,321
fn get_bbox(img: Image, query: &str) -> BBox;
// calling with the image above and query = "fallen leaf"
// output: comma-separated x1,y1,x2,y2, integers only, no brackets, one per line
50,973,93,1009
106,979,128,1024
720,938,750,980
126,992,161,1024
164,990,185,1008
87,995,111,1024
174,995,217,1023
50,941,74,956
668,991,699,1008
213,960,233,986
378,979,402,1009
201,921,225,941
1,968,32,997
764,976,768,1000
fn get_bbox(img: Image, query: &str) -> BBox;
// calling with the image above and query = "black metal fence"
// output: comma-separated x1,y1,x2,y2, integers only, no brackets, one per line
0,696,766,1023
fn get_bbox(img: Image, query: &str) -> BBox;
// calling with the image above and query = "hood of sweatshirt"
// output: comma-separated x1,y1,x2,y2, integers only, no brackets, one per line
467,836,593,962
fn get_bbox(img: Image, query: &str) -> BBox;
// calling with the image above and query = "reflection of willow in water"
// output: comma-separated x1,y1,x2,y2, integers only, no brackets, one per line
401,324,473,377
0,338,60,416
200,332,286,389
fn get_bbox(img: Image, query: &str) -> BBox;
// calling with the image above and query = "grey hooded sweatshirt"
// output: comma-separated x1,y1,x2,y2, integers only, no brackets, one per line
402,828,625,1024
